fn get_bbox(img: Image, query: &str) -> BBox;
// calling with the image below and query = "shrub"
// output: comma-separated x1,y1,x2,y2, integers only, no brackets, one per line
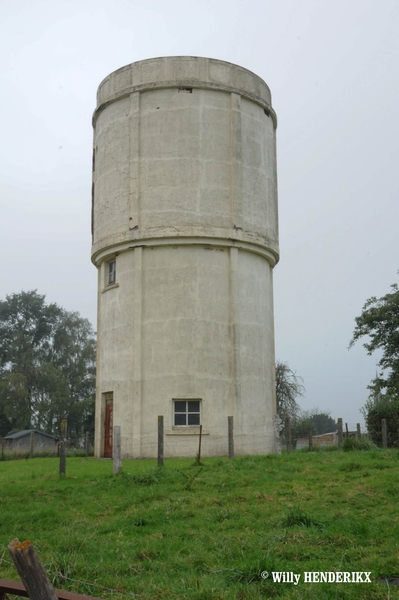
361,395,399,447
342,436,376,451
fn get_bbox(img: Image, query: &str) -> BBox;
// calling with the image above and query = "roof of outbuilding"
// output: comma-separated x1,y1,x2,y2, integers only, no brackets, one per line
4,429,59,441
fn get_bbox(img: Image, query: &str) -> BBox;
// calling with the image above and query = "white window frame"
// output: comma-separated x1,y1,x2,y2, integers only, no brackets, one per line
107,260,116,285
173,399,201,427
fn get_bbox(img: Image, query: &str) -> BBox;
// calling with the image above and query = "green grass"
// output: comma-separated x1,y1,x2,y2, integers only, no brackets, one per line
1,450,399,599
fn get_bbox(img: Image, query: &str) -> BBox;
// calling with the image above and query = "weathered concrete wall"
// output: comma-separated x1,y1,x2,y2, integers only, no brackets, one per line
92,57,279,458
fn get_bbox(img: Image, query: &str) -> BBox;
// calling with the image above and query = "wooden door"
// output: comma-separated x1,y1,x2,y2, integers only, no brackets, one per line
104,395,113,458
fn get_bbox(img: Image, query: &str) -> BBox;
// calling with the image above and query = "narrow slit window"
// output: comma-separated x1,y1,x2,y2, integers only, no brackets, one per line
108,260,116,285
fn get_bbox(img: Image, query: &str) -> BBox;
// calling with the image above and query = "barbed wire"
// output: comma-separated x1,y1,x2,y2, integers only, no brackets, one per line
4,418,394,461
0,556,141,597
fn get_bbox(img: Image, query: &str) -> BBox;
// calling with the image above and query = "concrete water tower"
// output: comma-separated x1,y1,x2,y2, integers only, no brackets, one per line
91,56,279,459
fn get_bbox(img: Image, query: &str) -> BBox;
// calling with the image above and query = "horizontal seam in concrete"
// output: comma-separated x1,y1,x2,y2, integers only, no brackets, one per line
92,82,277,128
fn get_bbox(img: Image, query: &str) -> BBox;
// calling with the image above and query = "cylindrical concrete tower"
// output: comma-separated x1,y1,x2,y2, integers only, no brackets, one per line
92,56,279,458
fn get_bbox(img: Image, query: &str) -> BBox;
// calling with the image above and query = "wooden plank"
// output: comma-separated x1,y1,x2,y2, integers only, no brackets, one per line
0,579,103,600
0,586,8,600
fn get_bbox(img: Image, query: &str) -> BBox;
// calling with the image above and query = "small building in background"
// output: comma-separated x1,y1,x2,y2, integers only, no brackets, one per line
296,431,338,449
296,430,357,449
3,430,59,453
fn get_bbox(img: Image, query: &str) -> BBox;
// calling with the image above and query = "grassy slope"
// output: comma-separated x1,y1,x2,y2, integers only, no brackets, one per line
1,450,399,599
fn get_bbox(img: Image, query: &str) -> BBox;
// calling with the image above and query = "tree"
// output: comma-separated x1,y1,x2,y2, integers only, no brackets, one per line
361,395,399,447
293,409,336,440
349,282,399,398
310,410,336,434
0,291,96,440
275,361,305,435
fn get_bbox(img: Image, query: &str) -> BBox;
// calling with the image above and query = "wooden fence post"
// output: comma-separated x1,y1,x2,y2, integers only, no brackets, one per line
29,432,34,459
356,423,361,441
308,427,313,451
85,431,90,457
273,415,282,455
1,438,4,461
286,416,292,453
228,416,234,459
158,415,164,467
337,418,343,448
113,426,121,474
197,425,202,464
59,441,66,475
382,418,388,449
8,539,58,600
60,419,67,441
345,422,349,438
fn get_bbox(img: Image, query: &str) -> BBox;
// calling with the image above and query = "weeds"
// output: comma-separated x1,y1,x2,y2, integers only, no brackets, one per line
282,505,324,529
343,437,377,451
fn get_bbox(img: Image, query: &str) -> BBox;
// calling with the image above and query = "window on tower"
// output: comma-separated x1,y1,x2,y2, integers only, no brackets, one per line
107,260,116,285
174,400,201,426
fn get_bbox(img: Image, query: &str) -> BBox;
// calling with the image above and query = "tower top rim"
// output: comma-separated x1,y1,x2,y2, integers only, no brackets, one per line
95,56,275,120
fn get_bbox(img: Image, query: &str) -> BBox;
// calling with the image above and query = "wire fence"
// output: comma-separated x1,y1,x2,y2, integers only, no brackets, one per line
0,432,95,461
1,414,396,465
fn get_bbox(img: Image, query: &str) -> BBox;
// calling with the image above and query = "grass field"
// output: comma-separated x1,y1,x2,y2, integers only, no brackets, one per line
1,449,399,599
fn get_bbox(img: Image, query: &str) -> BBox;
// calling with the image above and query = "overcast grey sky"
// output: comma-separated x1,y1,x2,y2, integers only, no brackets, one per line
1,0,398,426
